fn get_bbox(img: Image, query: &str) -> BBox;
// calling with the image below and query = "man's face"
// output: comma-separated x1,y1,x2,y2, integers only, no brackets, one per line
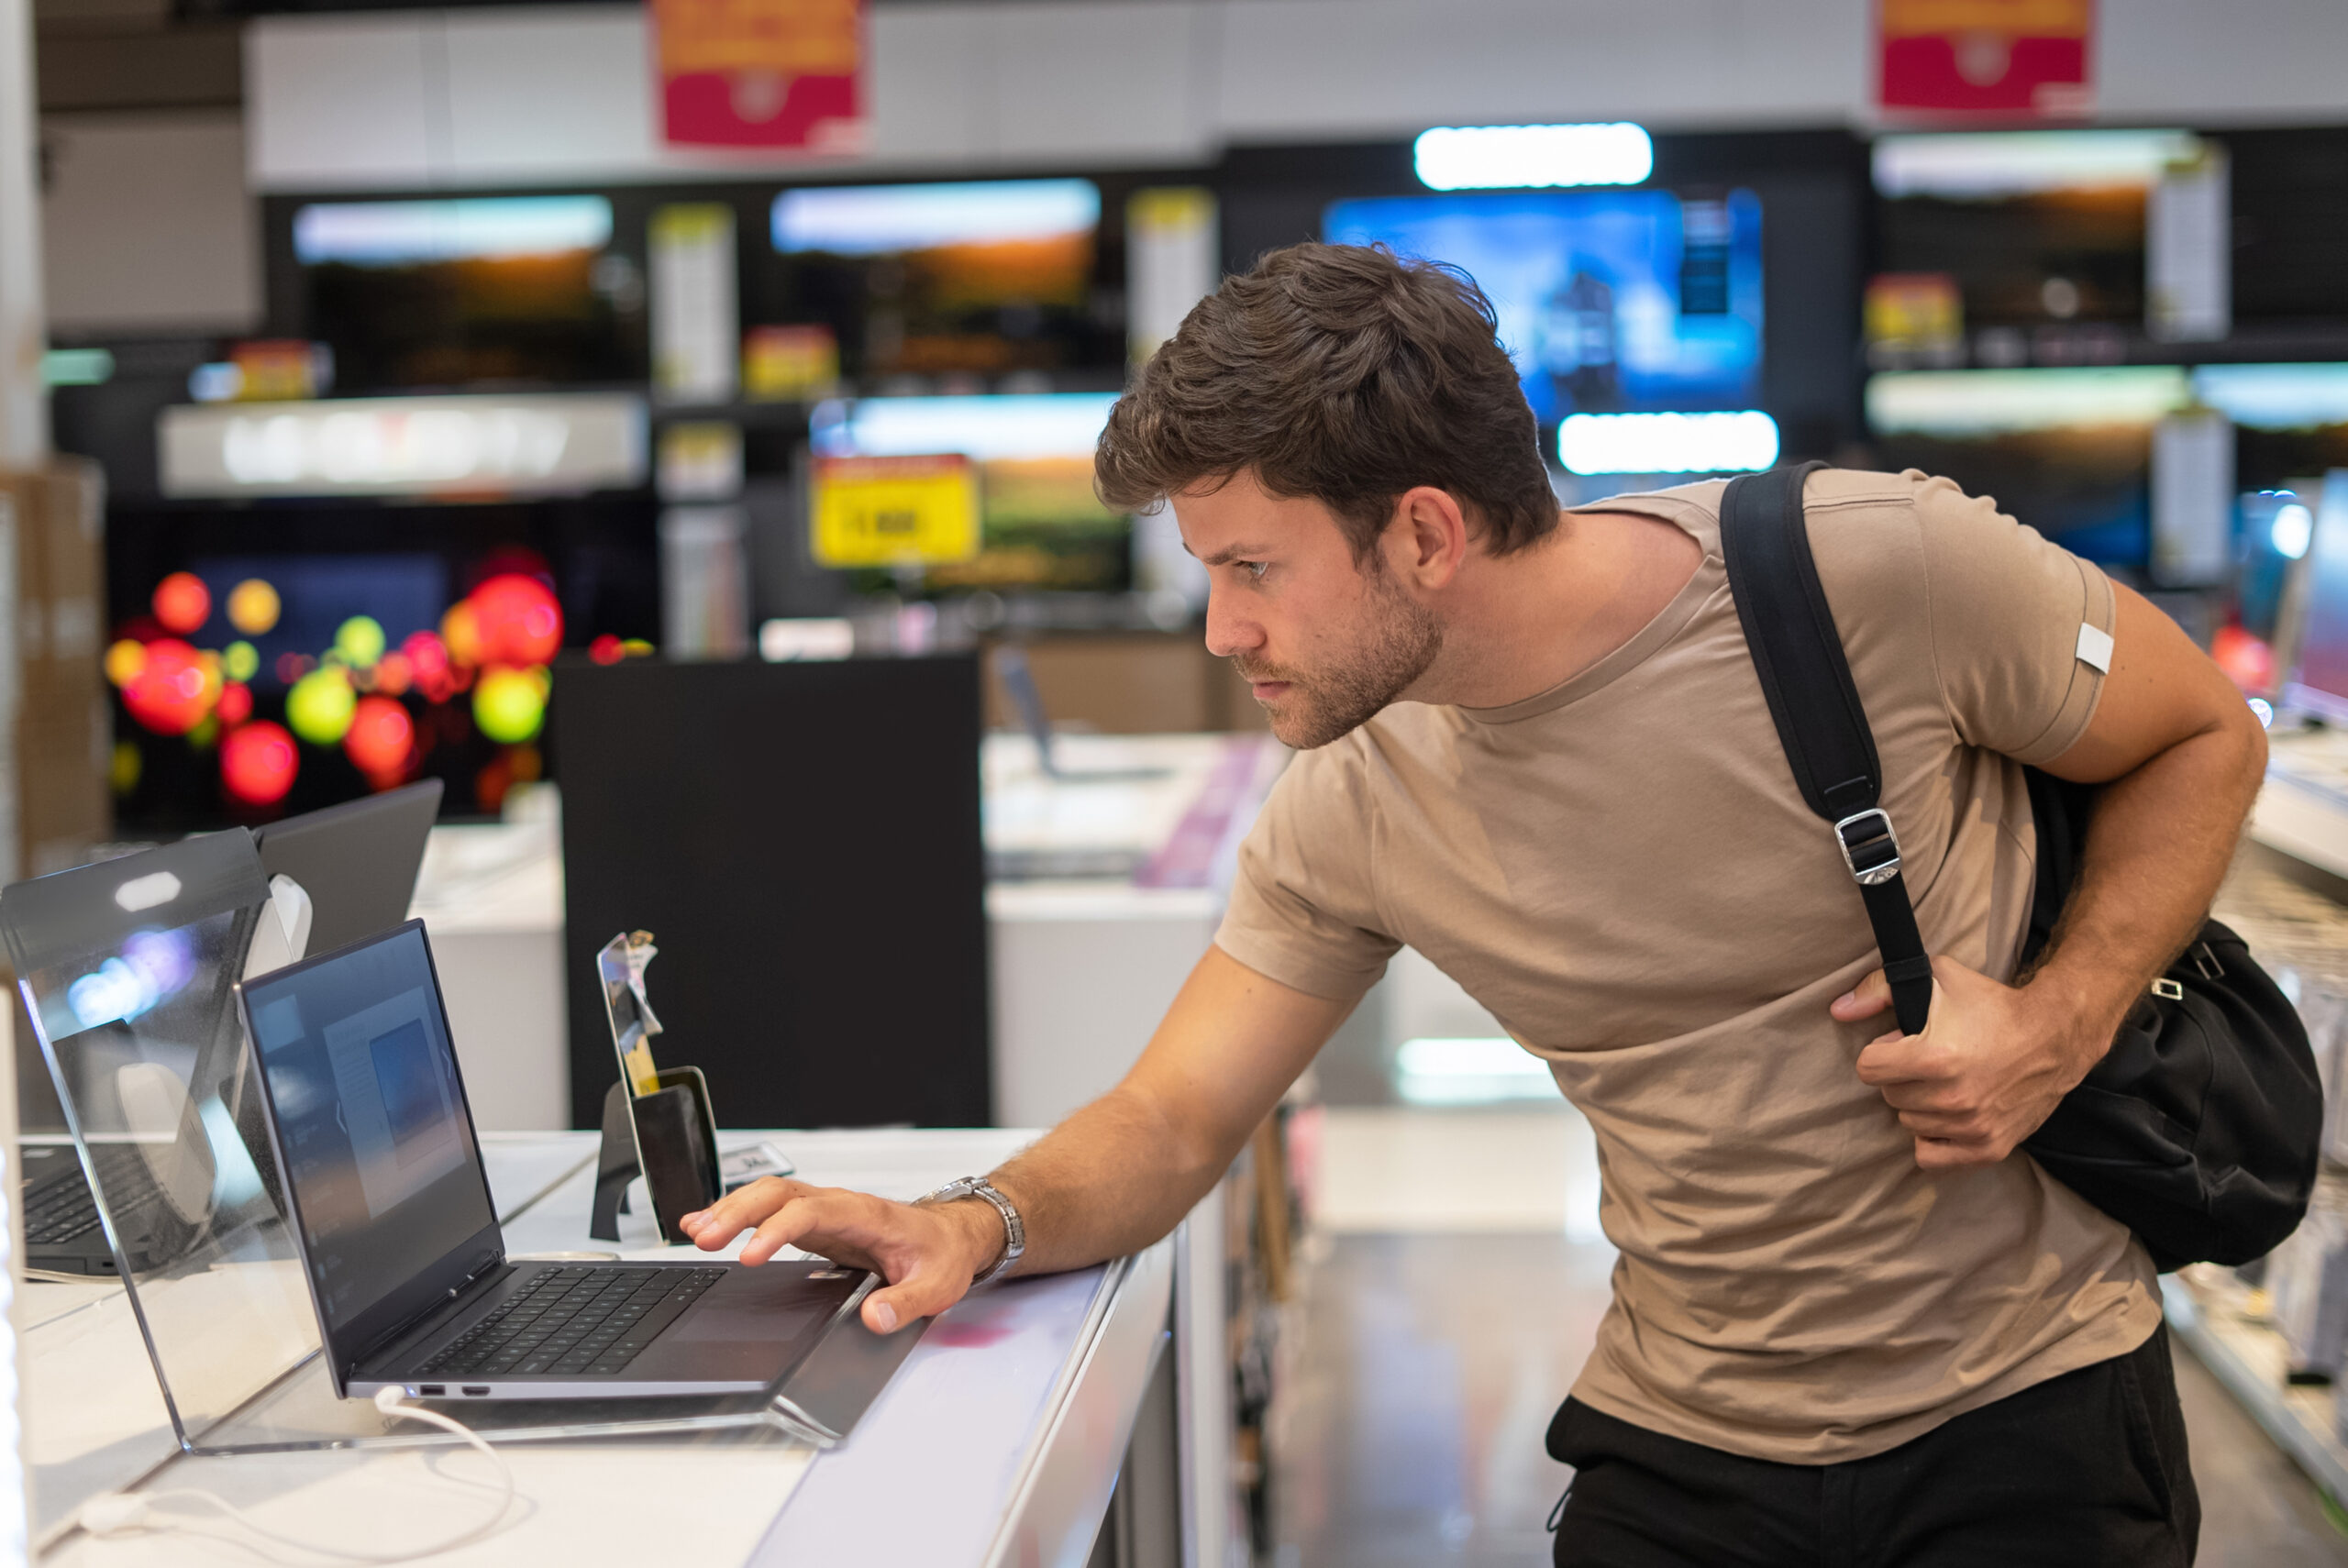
1173,471,1442,749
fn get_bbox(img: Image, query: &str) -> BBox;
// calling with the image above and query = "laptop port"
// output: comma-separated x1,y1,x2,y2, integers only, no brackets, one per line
417,1385,445,1397
460,1386,490,1397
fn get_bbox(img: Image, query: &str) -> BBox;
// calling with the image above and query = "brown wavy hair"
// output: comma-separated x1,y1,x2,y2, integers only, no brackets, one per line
1096,241,1559,563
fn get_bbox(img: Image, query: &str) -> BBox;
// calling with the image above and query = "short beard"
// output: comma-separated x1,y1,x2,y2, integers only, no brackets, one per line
1236,566,1443,749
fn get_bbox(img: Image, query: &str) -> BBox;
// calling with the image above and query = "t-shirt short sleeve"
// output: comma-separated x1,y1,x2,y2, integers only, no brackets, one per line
1909,471,2116,767
1214,744,1401,1001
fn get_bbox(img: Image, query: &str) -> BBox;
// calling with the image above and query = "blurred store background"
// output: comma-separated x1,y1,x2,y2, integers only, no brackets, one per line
25,6,2348,853
12,0,2348,1562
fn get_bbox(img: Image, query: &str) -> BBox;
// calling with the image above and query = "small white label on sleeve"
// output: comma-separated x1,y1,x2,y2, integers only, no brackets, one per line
2076,622,2115,674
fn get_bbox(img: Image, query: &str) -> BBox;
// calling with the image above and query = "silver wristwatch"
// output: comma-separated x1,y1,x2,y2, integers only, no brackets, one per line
920,1176,1026,1286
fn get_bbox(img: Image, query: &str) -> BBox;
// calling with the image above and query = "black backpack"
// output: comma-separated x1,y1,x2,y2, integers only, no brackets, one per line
1718,461,2322,1272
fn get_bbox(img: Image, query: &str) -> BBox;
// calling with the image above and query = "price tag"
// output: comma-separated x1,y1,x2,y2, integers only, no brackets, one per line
810,454,980,568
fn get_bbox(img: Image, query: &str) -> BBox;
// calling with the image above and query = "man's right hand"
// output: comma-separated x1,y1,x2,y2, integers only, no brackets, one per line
678,1179,1006,1333
682,946,1346,1338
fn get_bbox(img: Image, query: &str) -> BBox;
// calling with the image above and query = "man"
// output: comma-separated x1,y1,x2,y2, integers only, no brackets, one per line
683,244,2263,1564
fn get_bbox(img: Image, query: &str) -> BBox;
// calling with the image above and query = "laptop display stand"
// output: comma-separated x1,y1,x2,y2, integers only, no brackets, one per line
1,832,327,1464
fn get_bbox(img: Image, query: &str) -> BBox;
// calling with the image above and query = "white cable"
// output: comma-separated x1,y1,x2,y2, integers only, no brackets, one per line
77,1386,517,1562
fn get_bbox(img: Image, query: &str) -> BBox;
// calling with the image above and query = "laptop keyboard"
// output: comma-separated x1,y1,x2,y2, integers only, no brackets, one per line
418,1266,727,1380
25,1146,162,1248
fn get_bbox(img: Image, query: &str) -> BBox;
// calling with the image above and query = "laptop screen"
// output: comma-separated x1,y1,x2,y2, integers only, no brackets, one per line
254,778,443,956
240,922,498,1360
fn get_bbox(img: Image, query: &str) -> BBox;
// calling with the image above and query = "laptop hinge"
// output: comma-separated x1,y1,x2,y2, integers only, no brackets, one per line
350,1255,510,1377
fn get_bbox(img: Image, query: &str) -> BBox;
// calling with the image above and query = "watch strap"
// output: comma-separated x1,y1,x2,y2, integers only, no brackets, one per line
920,1176,1025,1286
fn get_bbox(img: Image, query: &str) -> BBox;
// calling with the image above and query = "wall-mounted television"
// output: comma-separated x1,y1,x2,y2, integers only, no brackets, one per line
2197,363,2348,492
102,491,662,834
810,392,1125,592
770,180,1111,381
1320,189,1764,423
294,195,640,391
1872,129,2210,336
1869,362,2348,577
1866,366,2185,567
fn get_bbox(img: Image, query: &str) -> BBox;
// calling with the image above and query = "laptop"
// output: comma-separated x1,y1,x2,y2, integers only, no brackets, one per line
20,1138,207,1275
18,902,295,1275
236,919,864,1401
253,779,442,956
19,785,442,1275
9,832,282,1276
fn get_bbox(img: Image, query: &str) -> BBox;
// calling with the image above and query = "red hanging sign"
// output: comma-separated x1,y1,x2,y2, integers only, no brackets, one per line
1878,0,2094,116
652,0,868,152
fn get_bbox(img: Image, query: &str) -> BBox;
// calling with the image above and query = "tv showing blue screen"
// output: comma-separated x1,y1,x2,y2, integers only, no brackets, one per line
1322,190,1764,422
1864,367,2181,569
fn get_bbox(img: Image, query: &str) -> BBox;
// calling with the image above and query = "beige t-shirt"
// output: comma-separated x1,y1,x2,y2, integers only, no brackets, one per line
1215,468,2162,1464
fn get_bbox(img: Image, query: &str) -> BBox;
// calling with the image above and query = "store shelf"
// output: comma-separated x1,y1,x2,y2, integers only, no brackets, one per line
2166,848,2348,1509
2254,732,2348,883
2165,1271,2348,1507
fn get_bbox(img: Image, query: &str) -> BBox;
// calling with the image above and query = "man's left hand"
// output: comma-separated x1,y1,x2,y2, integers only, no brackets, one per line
1832,956,2111,1171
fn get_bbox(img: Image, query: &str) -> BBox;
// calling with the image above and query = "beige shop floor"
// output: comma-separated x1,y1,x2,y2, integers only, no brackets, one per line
1268,1107,2348,1567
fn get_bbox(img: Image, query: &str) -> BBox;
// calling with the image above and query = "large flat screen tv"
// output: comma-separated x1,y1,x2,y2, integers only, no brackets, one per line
770,179,1112,381
294,195,640,391
1868,362,2348,577
1321,189,1765,423
2196,363,2348,493
809,392,1125,593
1865,366,2183,568
1872,129,2205,333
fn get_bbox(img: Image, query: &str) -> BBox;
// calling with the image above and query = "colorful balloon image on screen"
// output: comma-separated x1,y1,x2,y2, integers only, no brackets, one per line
120,639,213,736
335,614,387,668
151,572,212,635
469,575,562,666
227,577,281,635
221,721,299,806
109,555,648,822
286,666,356,745
472,665,548,744
345,694,414,779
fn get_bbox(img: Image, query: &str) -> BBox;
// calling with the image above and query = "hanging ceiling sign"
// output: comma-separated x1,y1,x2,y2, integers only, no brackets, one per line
652,0,868,153
1878,0,2095,117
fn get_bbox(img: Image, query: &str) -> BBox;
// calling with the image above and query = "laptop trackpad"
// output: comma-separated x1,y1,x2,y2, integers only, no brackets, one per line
630,1264,849,1384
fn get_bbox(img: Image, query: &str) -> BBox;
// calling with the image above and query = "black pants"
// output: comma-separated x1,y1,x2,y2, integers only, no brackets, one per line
1548,1329,2198,1567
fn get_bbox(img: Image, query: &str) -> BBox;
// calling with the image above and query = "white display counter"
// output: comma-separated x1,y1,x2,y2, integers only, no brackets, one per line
23,1129,1191,1567
17,733,1280,1565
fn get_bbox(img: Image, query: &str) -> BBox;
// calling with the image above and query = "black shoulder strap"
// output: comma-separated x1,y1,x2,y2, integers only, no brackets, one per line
1718,463,1935,1036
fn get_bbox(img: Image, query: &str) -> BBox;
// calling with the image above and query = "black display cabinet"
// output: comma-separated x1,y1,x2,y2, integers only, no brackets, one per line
555,653,990,1132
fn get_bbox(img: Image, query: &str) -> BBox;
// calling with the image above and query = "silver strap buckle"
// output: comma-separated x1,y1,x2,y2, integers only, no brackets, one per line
1834,809,1903,887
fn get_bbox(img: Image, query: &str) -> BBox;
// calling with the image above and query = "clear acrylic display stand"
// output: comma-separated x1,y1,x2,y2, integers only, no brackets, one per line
0,833,842,1456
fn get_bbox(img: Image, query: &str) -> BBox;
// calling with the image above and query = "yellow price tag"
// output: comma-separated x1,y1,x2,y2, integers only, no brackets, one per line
810,454,981,569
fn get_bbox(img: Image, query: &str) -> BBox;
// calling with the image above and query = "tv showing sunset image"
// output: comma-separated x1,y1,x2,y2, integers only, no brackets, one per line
770,180,1106,379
